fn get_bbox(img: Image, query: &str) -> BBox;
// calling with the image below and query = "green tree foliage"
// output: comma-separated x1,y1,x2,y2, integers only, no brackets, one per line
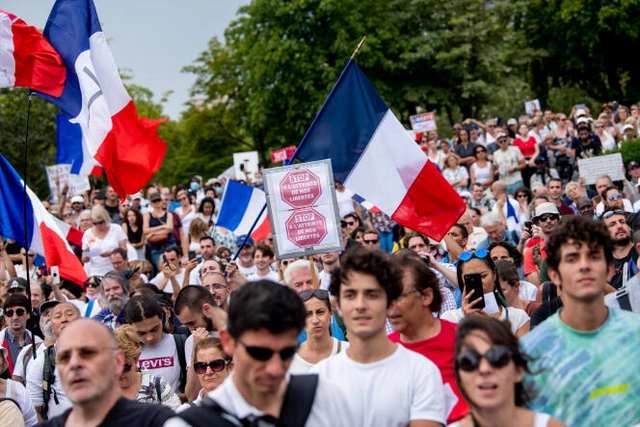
523,0,640,106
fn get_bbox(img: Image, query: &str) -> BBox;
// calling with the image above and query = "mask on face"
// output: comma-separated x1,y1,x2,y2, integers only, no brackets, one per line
190,182,199,192
215,185,222,194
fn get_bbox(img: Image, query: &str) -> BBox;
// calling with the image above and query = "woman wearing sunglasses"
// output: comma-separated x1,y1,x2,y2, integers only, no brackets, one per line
183,337,232,406
442,250,530,338
288,289,348,375
114,325,181,410
81,205,128,276
450,316,563,427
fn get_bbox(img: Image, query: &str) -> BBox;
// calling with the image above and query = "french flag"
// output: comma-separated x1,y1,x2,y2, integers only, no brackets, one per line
0,9,66,96
56,114,102,176
216,180,271,242
39,0,166,197
0,154,88,286
295,61,466,240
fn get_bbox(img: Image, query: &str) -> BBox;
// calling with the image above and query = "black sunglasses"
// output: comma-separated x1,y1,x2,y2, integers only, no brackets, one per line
5,308,26,317
237,339,298,362
537,214,559,223
123,363,133,373
193,359,228,374
363,239,379,244
92,220,105,226
299,289,329,302
456,345,513,372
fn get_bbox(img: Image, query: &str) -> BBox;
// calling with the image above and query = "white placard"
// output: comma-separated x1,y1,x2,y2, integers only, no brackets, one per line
263,159,344,259
409,112,437,133
577,153,625,185
46,164,91,203
525,99,541,116
233,151,260,182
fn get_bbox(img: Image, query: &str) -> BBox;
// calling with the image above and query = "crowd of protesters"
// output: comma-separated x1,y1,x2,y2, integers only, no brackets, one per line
0,103,639,425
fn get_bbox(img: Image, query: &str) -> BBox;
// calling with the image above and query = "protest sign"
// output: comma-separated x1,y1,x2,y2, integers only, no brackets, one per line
233,151,260,182
263,159,343,258
270,146,297,164
46,164,91,203
409,112,436,133
525,99,541,116
578,153,625,185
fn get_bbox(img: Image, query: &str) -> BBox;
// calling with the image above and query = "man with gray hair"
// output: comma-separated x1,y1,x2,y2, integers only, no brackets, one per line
92,271,130,329
283,259,319,293
477,212,518,250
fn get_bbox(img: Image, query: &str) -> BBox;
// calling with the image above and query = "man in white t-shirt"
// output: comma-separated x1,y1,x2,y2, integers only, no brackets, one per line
313,246,446,427
168,280,355,426
187,236,217,286
245,244,280,282
150,246,186,294
235,235,257,276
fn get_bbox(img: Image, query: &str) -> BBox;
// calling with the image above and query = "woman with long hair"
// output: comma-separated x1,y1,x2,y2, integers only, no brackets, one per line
288,289,348,374
82,205,128,276
174,189,197,234
181,218,209,261
449,316,563,427
122,207,144,260
113,324,181,410
143,192,174,270
469,145,494,188
441,250,530,338
196,197,216,229
443,154,470,194
495,260,541,317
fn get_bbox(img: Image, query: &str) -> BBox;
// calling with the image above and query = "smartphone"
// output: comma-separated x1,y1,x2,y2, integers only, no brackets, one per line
239,163,245,171
577,103,586,110
463,273,485,309
524,221,532,234
163,254,169,266
50,266,60,285
188,251,196,261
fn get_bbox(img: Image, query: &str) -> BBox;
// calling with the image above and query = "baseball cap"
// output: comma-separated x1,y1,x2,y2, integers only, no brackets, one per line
149,192,162,203
131,192,143,200
7,277,27,292
623,124,635,131
70,195,84,204
532,202,560,223
576,108,587,118
39,300,61,315
626,161,640,170
507,118,518,126
236,235,255,248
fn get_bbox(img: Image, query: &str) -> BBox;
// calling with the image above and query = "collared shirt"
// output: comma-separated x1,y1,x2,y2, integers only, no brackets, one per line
4,328,32,370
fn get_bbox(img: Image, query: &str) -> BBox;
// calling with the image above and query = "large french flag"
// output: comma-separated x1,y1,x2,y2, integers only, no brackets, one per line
295,61,466,240
0,9,66,96
216,180,271,242
0,154,87,285
38,0,166,197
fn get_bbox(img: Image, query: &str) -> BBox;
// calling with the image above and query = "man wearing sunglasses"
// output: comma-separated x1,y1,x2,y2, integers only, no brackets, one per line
521,216,640,425
171,280,355,426
522,203,561,287
601,207,638,290
314,246,446,427
0,294,42,377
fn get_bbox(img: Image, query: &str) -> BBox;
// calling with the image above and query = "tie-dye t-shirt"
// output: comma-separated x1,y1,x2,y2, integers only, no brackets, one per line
521,308,640,425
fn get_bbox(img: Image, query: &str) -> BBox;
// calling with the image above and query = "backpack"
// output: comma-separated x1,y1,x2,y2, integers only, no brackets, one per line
177,374,319,427
0,397,24,426
172,333,187,393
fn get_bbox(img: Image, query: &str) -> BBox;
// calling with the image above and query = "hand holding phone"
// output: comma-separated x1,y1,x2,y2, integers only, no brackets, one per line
463,273,485,310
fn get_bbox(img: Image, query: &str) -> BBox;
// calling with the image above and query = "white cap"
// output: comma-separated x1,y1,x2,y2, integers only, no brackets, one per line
70,195,84,204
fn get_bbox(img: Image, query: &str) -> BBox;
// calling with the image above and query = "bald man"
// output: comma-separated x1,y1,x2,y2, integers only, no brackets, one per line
39,319,173,426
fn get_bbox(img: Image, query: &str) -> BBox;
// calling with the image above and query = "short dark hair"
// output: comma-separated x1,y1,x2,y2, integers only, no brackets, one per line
454,316,531,408
164,245,182,258
495,260,520,287
602,185,621,200
110,247,128,259
450,224,469,240
199,235,216,246
330,246,402,307
252,243,274,259
488,241,523,268
3,294,29,311
547,178,562,188
392,249,442,313
362,228,379,237
124,295,164,324
226,280,305,339
403,231,428,248
546,216,614,273
174,285,217,316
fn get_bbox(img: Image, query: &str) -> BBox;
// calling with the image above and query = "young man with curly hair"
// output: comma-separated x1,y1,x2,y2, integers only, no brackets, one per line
313,246,446,427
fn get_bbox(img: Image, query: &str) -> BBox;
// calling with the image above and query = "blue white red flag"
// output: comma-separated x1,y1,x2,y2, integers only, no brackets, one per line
39,0,166,197
505,197,520,232
56,114,102,176
0,9,66,96
216,180,271,242
0,154,87,285
352,193,381,214
294,61,466,240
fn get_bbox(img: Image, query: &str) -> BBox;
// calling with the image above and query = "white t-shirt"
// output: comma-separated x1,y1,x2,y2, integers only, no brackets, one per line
441,306,529,335
313,344,446,426
184,331,219,368
519,280,538,301
335,187,356,218
237,263,257,277
138,334,183,392
82,225,127,276
318,270,331,291
165,372,356,427
150,269,186,294
25,343,71,419
492,147,525,185
288,338,350,375
5,378,37,426
245,270,281,283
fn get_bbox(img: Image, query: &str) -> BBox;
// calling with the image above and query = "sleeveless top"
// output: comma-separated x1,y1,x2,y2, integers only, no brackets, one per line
127,225,143,245
148,211,174,249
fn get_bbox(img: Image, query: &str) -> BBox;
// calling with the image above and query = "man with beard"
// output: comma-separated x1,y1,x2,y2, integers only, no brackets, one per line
186,236,217,286
174,286,228,401
235,235,256,276
201,272,230,311
92,271,130,329
26,302,80,421
602,208,638,290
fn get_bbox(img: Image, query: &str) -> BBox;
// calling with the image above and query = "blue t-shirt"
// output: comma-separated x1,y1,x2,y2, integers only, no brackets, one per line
521,307,640,425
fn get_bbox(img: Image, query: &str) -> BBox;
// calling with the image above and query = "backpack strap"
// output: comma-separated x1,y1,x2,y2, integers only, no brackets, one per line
42,345,57,421
177,397,244,427
154,376,163,402
616,287,633,311
172,333,187,393
279,374,319,427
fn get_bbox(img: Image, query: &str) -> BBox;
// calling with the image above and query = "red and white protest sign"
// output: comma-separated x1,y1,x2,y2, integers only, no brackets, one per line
263,159,343,258
270,146,297,163
409,112,437,133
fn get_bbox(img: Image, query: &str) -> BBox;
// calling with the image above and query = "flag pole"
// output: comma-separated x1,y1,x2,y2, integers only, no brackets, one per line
22,91,37,360
230,36,368,266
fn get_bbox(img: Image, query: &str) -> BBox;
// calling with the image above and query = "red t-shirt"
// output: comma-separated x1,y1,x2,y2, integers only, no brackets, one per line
513,136,537,158
388,320,469,423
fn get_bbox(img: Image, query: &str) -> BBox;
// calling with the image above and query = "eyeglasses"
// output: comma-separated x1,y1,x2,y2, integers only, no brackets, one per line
608,193,623,201
85,281,99,288
123,363,133,373
398,289,422,299
193,359,228,374
363,239,379,245
178,197,187,202
92,220,105,226
299,289,329,302
237,339,298,362
456,345,513,372
151,199,162,203
497,138,507,143
5,308,26,317
459,249,489,262
475,149,486,154
537,214,559,223
345,221,355,226
601,209,625,219
63,213,73,218
516,194,528,199
281,260,291,266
